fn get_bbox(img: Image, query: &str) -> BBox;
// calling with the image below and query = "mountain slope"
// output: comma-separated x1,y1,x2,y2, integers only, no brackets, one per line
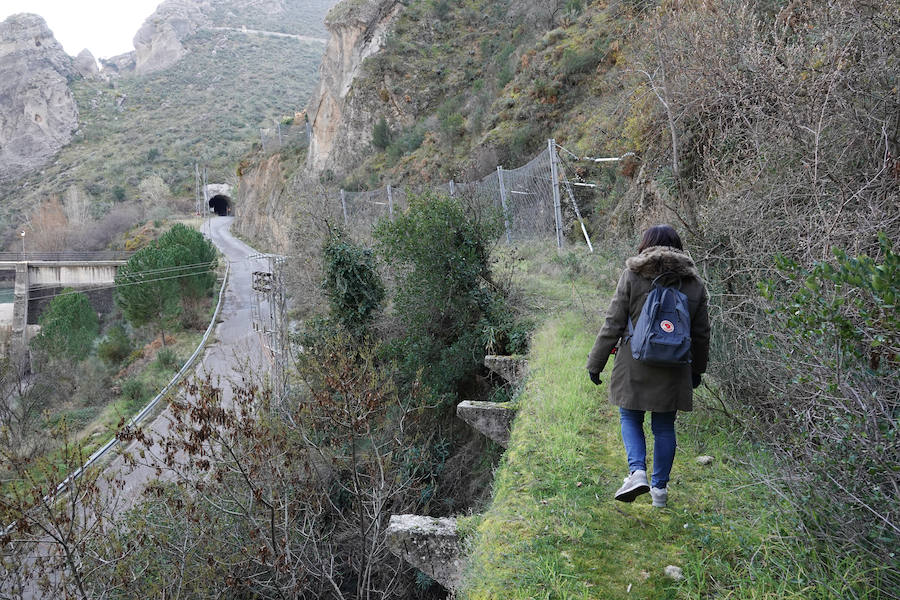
0,0,336,246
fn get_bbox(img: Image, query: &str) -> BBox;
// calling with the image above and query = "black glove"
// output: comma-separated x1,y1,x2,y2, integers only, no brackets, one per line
588,371,602,386
692,372,702,389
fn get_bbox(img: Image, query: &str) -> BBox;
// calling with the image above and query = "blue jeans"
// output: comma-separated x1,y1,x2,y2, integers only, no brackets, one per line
619,408,677,489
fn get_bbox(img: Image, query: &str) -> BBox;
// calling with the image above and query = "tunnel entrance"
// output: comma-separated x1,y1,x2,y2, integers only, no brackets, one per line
209,194,232,216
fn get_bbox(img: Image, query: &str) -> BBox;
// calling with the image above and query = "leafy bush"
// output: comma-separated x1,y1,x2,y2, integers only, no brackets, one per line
33,290,99,361
372,116,391,150
438,112,466,142
375,191,520,403
98,325,133,365
560,46,600,77
387,125,425,160
121,378,147,411
758,233,898,563
321,230,385,334
155,348,181,372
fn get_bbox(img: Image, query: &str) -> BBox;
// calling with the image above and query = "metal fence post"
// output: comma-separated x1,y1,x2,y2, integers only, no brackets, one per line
563,177,594,252
276,122,283,147
305,120,312,146
548,138,564,249
497,166,512,245
387,185,394,220
340,189,348,226
449,180,455,196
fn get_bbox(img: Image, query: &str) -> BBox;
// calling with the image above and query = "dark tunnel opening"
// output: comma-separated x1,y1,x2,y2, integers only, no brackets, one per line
209,194,232,216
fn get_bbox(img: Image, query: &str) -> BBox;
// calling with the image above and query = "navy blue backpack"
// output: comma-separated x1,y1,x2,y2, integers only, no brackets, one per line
625,273,692,366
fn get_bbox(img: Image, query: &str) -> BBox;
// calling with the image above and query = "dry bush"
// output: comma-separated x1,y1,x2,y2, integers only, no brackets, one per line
287,177,342,320
25,198,69,252
623,0,900,592
67,205,144,251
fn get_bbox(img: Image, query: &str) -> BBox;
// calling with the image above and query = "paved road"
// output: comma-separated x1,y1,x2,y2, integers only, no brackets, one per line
208,26,327,44
105,216,270,510
7,217,269,597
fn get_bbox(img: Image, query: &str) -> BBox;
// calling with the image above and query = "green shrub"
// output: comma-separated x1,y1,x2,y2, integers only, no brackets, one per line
56,407,102,430
759,232,898,567
438,112,466,142
155,348,181,372
372,116,391,150
321,230,385,334
33,290,99,361
387,125,425,160
375,191,516,403
560,46,601,77
121,378,148,412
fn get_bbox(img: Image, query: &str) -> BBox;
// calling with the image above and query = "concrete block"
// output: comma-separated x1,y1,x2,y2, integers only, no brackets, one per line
483,354,528,386
456,400,516,448
385,514,464,591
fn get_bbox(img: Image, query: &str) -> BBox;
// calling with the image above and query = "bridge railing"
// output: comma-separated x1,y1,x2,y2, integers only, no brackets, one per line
0,251,134,262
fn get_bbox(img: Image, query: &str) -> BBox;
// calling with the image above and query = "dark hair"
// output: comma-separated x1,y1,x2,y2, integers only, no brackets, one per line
637,224,682,253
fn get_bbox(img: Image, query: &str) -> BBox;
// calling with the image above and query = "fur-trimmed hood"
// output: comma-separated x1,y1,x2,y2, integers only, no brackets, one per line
625,246,699,279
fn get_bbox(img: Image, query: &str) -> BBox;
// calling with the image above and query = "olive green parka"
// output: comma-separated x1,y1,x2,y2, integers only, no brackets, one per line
586,246,711,412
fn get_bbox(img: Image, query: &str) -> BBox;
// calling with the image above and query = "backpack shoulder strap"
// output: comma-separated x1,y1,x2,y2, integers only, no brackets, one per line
651,271,682,290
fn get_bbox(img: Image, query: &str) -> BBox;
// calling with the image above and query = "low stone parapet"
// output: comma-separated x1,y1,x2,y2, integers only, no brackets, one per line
457,400,516,448
385,514,464,591
483,354,528,386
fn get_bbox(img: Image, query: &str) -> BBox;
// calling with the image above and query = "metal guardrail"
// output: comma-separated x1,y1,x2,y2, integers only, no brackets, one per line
3,261,230,536
0,252,134,262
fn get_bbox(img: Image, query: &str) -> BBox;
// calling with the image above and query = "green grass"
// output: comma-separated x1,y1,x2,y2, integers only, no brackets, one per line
461,250,886,599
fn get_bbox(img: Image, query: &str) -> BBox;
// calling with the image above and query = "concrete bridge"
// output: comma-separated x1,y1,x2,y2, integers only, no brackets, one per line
0,252,132,353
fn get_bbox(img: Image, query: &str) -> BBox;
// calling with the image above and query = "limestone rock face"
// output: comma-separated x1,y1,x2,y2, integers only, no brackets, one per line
133,0,211,75
74,48,100,79
99,51,136,76
233,154,294,252
0,13,79,182
306,0,404,174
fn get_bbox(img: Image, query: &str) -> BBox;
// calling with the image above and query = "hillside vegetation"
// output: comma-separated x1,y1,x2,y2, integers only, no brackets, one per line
1,0,896,597
0,0,335,247
291,0,898,596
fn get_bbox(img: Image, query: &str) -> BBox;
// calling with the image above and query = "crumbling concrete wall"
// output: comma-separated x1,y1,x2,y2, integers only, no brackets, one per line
456,401,517,448
484,354,528,386
385,514,464,591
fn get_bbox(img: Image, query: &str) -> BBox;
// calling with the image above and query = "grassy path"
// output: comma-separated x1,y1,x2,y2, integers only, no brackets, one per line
461,304,873,598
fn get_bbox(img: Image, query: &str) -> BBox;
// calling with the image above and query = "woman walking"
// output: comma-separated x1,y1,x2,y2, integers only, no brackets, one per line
586,225,710,507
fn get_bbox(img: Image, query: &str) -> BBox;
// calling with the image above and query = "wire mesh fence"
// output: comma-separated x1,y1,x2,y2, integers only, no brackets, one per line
335,140,591,250
260,122,311,153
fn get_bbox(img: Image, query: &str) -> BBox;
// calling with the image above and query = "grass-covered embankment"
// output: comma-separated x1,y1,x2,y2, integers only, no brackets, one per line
461,250,881,599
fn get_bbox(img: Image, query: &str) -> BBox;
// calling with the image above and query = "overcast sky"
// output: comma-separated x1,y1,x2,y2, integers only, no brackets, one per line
2,0,161,59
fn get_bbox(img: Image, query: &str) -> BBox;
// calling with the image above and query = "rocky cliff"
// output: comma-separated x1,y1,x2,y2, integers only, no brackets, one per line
0,13,79,182
233,152,298,253
133,0,210,75
132,0,304,76
306,0,403,174
74,49,100,79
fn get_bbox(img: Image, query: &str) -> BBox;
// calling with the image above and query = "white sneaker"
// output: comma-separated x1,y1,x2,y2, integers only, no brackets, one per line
614,469,650,502
650,486,668,508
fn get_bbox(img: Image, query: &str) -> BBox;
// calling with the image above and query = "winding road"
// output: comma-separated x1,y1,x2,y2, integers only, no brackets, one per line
207,26,327,45
105,216,271,510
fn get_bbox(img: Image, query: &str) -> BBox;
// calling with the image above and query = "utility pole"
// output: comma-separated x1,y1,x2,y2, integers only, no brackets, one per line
251,254,287,408
194,163,202,216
